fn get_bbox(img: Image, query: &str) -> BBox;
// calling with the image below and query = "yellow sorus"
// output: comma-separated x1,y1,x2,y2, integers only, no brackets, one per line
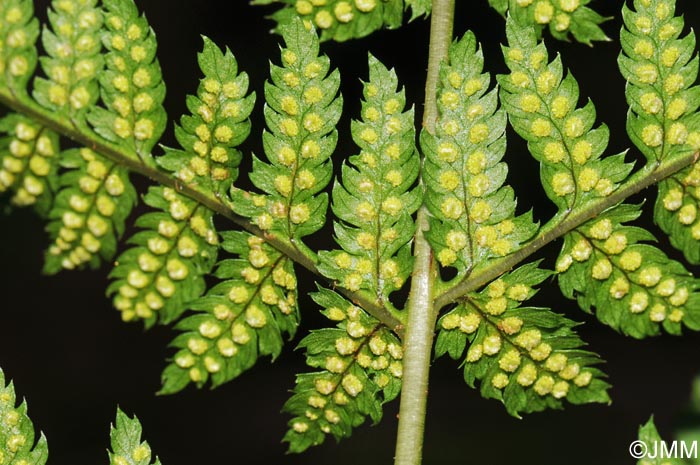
510,71,530,89
554,13,571,32
571,239,592,262
304,61,323,79
667,122,688,145
231,323,251,345
342,374,364,397
356,201,376,221
551,95,571,119
588,218,612,240
493,240,511,255
669,309,684,323
634,40,654,59
534,1,554,24
662,189,683,211
297,138,319,159
446,230,468,251
355,0,377,13
469,124,489,143
517,364,537,386
656,278,676,297
563,116,585,139
661,46,680,68
385,170,402,186
132,68,151,88
280,96,299,116
619,250,642,271
507,284,530,301
536,71,557,95
487,279,506,298
499,316,524,335
640,92,663,115
485,297,507,315
48,85,67,106
440,91,460,109
678,204,697,225
609,276,630,299
439,171,460,191
655,2,671,20
638,266,662,287
314,10,334,28
467,104,484,120
603,233,627,255
467,150,487,174
659,23,678,41
507,48,525,63
515,329,542,350
641,124,663,147
463,78,483,97
296,170,316,190
635,16,652,35
10,56,30,76
649,303,667,322
437,142,459,162
468,174,490,198
531,118,552,137
491,373,510,389
277,146,296,166
530,342,552,361
360,128,379,144
544,353,567,372
440,198,464,220
441,313,460,330
551,172,574,197
482,334,502,355
544,142,565,163
134,119,154,141
303,113,324,132
245,305,267,328
665,74,685,95
520,94,541,113
438,249,457,266
280,119,299,137
666,98,687,120
441,120,459,136
475,226,497,247
578,167,600,192
470,200,492,223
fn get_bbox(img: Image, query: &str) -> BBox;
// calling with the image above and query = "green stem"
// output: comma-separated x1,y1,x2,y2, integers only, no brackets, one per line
393,1,454,465
435,151,699,308
0,89,405,333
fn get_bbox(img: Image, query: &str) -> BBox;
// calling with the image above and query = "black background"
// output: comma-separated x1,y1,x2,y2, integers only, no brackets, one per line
1,1,700,464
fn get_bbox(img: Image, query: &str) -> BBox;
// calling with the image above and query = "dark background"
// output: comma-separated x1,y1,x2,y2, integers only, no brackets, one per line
1,1,700,464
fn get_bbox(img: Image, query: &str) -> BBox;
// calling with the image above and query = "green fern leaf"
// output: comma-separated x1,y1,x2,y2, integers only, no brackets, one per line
108,186,218,326
88,0,166,162
251,0,404,42
0,368,48,465
158,37,255,197
499,16,633,212
231,18,340,241
33,0,103,117
0,114,60,214
435,262,610,416
494,0,610,44
405,0,430,20
109,409,162,465
634,417,685,465
283,287,402,453
160,231,299,394
0,0,39,98
424,31,537,278
556,203,700,338
619,0,700,264
43,148,136,273
317,54,419,308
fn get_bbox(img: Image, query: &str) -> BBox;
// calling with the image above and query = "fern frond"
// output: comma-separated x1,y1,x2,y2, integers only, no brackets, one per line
44,148,136,273
0,114,59,213
405,0,430,20
634,417,684,465
88,0,166,162
251,0,404,42
556,203,700,338
283,288,402,453
109,409,162,465
33,0,103,117
231,18,340,242
0,0,39,98
435,262,610,416
424,31,537,282
108,186,218,325
318,55,419,309
619,0,700,264
499,16,633,213
158,37,255,197
0,368,48,465
160,230,299,394
489,0,609,45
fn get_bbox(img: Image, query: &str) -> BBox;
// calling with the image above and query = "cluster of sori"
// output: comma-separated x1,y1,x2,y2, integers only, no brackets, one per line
488,0,608,44
283,288,403,452
88,0,165,159
159,38,254,197
231,20,339,241
619,0,700,265
318,56,419,306
256,0,405,42
0,368,47,465
436,263,609,416
0,116,59,212
500,17,632,212
109,187,219,325
557,204,700,337
44,148,135,273
424,31,537,279
160,231,300,394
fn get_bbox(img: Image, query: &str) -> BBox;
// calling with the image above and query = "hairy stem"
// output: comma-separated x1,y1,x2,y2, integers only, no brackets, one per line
0,89,405,333
393,1,454,464
435,151,700,308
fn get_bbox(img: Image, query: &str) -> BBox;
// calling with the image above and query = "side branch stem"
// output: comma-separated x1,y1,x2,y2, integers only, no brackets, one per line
0,90,404,332
435,152,699,308
393,1,454,465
